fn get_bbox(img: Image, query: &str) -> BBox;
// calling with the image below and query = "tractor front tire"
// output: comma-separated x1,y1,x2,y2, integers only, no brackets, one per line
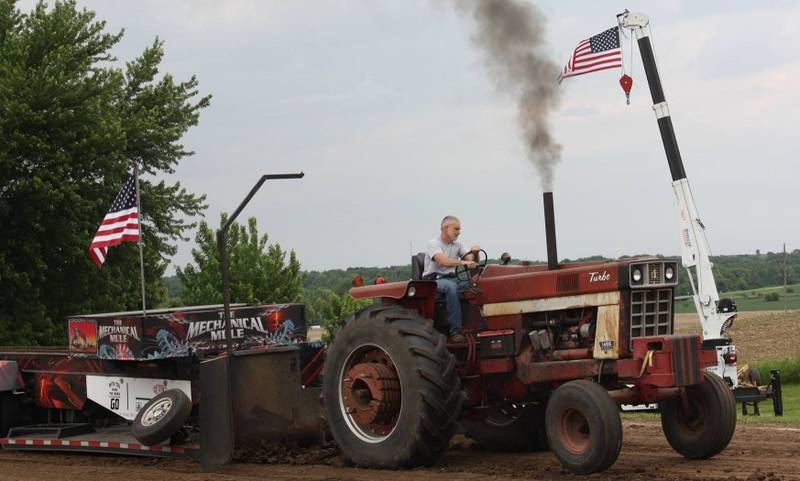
323,305,463,468
660,372,736,459
545,380,622,474
464,402,549,452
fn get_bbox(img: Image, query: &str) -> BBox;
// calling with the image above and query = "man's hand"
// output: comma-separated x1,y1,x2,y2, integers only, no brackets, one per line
462,260,478,269
462,245,481,262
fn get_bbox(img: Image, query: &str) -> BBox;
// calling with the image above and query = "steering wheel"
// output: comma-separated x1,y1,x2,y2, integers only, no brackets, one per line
455,249,488,282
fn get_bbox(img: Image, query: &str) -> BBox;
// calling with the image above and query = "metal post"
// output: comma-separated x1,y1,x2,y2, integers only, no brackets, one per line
134,164,147,316
217,229,231,347
771,369,783,416
217,172,304,355
784,243,788,312
202,172,304,471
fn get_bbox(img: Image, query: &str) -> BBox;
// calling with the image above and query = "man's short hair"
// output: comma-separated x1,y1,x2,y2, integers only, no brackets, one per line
441,215,459,228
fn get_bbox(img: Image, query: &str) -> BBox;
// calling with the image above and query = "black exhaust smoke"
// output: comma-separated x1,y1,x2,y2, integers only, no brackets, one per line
543,192,558,270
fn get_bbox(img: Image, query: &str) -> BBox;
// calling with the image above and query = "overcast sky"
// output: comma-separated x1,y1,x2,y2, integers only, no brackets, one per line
21,1,799,271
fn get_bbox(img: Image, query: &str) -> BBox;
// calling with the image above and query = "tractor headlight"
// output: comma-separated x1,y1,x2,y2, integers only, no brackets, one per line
665,266,675,280
632,268,642,283
407,286,416,297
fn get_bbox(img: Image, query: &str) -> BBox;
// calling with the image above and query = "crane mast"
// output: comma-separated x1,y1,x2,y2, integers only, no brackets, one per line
617,11,739,387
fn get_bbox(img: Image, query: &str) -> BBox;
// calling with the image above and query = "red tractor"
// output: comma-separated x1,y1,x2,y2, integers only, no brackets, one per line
322,194,736,474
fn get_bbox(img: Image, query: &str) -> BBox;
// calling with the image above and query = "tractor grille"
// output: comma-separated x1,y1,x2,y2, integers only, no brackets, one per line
630,289,673,338
648,263,663,284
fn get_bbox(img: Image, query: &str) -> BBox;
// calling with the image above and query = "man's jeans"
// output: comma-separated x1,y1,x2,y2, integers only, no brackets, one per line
435,277,471,336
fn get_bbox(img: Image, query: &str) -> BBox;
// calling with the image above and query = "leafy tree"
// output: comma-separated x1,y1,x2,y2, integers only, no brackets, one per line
162,275,182,306
0,1,209,344
177,215,303,306
301,288,370,343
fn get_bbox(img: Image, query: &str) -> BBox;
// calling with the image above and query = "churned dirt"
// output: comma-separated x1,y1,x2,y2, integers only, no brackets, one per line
1,420,799,481
674,310,800,363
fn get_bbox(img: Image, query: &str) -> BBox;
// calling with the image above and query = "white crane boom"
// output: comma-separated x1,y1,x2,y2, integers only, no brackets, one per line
617,11,739,387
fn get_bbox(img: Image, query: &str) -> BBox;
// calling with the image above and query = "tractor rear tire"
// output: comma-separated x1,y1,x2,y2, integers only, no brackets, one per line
660,372,736,459
464,402,549,452
545,380,622,474
323,305,463,468
131,389,192,446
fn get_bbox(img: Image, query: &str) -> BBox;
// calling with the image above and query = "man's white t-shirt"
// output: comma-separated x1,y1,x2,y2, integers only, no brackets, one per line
423,236,469,278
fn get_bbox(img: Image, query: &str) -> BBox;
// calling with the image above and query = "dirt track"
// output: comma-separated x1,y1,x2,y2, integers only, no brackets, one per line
0,420,798,481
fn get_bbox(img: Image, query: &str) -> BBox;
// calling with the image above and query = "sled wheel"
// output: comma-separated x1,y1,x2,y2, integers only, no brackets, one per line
660,372,736,459
131,389,192,446
545,380,622,474
323,304,463,468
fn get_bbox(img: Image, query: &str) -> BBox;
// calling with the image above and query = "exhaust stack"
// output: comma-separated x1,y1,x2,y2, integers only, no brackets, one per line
543,192,558,270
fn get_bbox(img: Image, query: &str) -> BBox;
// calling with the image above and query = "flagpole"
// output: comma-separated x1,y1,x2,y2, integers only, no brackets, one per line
134,164,147,316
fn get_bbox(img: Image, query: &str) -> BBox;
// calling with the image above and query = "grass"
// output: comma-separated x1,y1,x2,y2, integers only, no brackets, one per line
753,353,800,385
735,382,799,426
675,283,800,313
622,383,800,426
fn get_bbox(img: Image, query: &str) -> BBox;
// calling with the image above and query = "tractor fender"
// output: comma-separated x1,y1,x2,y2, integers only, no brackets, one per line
349,280,439,320
0,361,23,393
349,280,437,301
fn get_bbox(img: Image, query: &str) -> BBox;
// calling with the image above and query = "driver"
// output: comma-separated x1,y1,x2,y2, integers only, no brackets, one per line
422,215,480,343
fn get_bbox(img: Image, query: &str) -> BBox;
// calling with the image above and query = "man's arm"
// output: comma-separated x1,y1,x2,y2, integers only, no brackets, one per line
432,252,477,269
458,244,482,262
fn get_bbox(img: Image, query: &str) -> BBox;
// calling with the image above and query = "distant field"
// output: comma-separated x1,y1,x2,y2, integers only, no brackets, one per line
674,310,800,364
675,283,800,313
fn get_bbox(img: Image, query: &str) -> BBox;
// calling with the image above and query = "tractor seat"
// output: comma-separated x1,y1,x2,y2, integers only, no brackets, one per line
411,252,426,280
411,253,475,335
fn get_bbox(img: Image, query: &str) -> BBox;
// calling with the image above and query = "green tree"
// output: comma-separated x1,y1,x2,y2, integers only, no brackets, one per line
177,215,304,306
301,288,370,343
0,1,209,344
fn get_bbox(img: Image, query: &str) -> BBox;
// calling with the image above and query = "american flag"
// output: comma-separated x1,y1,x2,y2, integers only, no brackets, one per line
559,26,623,83
89,173,140,267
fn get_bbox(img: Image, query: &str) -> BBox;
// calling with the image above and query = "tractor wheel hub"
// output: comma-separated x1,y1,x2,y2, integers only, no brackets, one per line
342,362,400,431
